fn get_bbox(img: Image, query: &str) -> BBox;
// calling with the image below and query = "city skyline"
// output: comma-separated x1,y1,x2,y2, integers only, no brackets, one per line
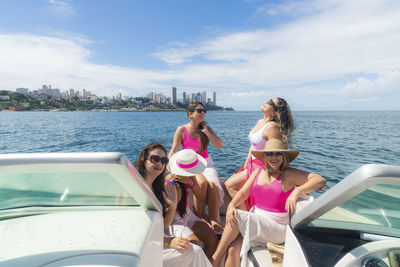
7,84,218,106
1,1,400,110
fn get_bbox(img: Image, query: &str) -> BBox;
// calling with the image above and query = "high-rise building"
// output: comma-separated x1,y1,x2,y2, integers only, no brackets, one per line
213,92,216,105
16,88,29,95
202,91,206,103
182,92,186,104
171,87,177,104
147,92,154,101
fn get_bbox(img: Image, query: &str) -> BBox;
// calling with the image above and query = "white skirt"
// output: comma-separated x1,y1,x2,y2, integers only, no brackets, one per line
164,212,194,238
237,206,288,267
163,243,211,267
203,156,224,205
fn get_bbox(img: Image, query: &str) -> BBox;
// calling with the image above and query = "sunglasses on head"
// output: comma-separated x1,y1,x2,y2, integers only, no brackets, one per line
265,152,283,157
148,155,169,164
194,108,206,114
267,99,277,111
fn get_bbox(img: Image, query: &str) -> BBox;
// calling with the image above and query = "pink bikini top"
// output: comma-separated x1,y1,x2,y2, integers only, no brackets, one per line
251,168,294,213
181,126,209,158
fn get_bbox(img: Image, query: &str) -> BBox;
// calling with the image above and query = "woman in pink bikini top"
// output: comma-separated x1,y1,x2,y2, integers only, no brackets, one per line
169,102,224,246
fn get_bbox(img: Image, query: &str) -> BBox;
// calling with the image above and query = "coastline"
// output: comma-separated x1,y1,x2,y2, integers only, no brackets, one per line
0,92,234,112
0,108,235,112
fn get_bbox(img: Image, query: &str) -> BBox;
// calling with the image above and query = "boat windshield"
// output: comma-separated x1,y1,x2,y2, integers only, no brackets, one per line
0,163,139,211
309,184,400,237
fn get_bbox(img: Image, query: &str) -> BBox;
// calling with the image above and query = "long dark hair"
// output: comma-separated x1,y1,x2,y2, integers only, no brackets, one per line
186,102,209,152
274,98,295,146
175,182,187,218
135,143,167,216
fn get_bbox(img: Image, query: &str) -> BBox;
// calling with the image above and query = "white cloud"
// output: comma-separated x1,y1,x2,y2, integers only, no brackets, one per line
1,0,400,110
0,34,163,96
254,0,320,17
47,0,76,17
151,42,197,64
341,71,400,97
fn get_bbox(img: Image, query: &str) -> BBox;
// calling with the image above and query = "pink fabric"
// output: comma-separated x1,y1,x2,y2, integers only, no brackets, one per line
181,126,209,158
251,168,294,213
176,159,199,169
245,157,265,209
246,157,265,180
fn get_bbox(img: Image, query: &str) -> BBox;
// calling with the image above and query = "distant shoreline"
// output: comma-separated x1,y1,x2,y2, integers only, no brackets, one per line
0,108,235,112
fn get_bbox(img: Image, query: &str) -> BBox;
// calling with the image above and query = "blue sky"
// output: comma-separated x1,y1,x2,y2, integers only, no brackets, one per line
1,0,400,110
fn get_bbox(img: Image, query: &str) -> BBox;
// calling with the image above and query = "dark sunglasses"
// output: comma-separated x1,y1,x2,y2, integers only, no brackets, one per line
194,108,206,114
148,155,169,164
265,152,283,157
267,99,277,111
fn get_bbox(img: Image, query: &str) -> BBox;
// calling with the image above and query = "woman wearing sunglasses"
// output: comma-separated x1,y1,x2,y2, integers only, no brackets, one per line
212,139,326,267
225,97,295,209
135,143,211,267
169,102,224,235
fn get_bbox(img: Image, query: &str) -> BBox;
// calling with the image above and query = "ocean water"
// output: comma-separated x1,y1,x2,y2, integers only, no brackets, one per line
1,110,400,190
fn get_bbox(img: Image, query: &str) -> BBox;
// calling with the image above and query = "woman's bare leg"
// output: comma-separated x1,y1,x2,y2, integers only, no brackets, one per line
224,170,247,210
187,233,202,247
192,220,218,259
211,218,241,267
193,173,207,218
225,235,243,267
207,181,223,232
225,170,247,199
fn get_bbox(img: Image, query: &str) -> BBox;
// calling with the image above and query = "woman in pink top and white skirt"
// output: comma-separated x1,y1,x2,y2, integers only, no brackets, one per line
212,139,326,267
225,98,295,209
169,102,224,253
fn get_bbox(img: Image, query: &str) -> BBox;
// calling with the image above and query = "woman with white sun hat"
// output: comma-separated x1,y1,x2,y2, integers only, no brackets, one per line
167,148,219,260
135,143,211,267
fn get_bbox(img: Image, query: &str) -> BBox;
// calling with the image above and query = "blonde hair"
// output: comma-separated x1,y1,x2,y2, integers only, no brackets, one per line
274,98,295,146
264,152,290,180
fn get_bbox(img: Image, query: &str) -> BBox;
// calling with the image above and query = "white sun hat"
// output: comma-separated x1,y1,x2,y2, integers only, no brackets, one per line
168,149,207,176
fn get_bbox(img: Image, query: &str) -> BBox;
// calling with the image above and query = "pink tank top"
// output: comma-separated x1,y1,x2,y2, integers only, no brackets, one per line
181,126,209,158
251,168,294,213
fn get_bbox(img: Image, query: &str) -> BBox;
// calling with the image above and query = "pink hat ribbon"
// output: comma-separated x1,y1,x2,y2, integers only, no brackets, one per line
176,159,198,169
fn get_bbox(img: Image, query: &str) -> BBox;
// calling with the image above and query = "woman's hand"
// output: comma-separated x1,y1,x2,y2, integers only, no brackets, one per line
243,158,249,170
200,121,209,133
172,174,196,187
226,204,238,227
169,237,192,252
211,220,224,234
163,181,178,208
285,187,303,214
